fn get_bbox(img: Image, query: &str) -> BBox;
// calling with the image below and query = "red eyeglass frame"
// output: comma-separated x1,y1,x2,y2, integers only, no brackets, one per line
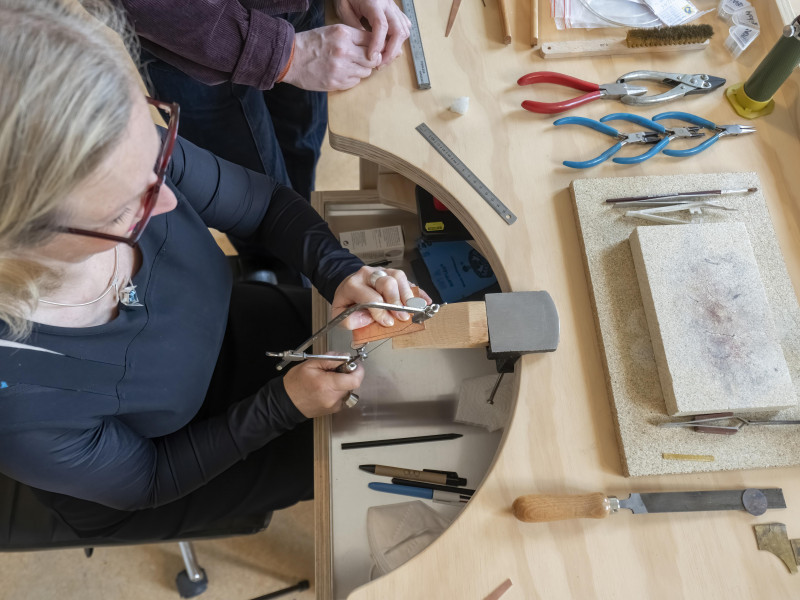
61,97,180,246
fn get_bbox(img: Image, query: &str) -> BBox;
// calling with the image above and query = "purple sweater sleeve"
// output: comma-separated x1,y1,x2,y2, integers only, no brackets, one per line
122,0,306,90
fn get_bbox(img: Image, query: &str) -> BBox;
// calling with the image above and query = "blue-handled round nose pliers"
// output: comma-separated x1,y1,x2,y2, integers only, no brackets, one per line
553,113,669,169
652,111,757,156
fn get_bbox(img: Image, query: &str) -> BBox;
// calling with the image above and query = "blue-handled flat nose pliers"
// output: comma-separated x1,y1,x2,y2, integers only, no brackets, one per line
553,113,670,169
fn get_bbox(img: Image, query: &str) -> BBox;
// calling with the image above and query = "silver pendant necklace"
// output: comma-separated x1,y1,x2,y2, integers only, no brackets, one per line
39,246,120,308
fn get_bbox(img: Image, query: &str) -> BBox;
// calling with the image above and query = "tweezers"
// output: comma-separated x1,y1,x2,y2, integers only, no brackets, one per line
659,412,800,434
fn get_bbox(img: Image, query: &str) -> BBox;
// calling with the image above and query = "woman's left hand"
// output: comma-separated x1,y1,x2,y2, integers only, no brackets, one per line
331,265,433,330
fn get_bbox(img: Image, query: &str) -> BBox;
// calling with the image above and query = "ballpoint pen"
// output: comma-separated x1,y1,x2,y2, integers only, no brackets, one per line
368,482,469,505
390,478,475,496
359,464,467,486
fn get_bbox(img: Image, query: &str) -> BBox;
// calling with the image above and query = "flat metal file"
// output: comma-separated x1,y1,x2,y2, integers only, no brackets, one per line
512,488,786,523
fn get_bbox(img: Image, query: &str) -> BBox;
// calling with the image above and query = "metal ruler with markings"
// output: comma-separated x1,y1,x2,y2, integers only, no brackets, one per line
415,123,517,225
401,0,430,90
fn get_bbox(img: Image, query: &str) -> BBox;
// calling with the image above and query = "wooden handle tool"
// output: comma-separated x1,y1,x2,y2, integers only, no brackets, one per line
512,493,612,523
530,0,538,46
513,488,788,522
497,0,512,44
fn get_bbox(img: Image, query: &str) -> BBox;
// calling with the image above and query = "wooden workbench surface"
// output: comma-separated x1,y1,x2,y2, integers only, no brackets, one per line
325,0,800,597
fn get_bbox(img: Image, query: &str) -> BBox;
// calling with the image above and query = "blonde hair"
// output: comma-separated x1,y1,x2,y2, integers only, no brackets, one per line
0,0,138,339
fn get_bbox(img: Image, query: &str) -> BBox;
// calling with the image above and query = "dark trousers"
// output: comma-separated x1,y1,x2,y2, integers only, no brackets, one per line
142,2,328,205
142,3,326,276
37,283,314,540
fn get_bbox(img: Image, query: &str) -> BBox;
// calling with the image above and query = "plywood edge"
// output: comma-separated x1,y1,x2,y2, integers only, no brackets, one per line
311,192,334,600
311,189,381,214
376,173,418,213
327,132,511,293
313,414,333,600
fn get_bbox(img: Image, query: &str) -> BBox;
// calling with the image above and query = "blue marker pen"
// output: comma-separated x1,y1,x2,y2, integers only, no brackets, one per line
368,482,469,504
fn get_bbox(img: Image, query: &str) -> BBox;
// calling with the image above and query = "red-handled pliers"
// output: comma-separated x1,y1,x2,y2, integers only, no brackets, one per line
518,71,648,115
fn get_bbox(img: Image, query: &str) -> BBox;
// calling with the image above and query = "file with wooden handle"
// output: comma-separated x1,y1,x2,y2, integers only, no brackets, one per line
512,489,786,523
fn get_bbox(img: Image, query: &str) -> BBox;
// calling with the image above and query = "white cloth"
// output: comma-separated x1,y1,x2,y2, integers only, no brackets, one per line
367,500,452,579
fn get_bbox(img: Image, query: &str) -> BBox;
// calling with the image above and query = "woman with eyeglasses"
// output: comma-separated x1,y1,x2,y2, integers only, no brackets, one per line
0,0,428,538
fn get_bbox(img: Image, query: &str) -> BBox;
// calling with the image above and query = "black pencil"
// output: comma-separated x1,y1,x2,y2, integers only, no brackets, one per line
341,433,462,450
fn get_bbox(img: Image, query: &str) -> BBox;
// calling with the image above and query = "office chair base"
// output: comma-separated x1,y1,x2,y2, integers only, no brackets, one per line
176,541,208,597
176,568,208,598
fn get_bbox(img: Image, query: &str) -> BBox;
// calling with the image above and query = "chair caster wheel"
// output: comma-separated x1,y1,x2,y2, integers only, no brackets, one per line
176,568,208,598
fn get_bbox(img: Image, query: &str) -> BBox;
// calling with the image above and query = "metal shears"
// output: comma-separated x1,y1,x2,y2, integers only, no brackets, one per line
518,71,726,115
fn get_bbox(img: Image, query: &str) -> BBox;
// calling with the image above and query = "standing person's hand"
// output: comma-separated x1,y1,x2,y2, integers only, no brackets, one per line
334,0,411,68
283,358,365,417
282,25,381,91
330,266,433,330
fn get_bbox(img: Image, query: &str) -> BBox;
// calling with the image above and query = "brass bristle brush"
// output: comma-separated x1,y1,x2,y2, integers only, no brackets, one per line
626,24,714,47
540,23,714,59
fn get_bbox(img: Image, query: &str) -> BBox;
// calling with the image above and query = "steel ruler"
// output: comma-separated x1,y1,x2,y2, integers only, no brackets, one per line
401,0,430,89
415,123,517,225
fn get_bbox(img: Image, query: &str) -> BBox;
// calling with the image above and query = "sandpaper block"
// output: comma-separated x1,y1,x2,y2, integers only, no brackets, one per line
630,222,795,416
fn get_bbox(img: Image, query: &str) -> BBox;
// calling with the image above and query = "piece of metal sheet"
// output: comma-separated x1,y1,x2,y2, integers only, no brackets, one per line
755,523,798,574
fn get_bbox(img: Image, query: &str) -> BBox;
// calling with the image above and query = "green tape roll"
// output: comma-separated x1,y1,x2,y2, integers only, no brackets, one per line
743,17,800,102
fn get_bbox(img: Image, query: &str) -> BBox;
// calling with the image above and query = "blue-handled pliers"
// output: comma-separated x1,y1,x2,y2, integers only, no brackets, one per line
553,113,668,169
652,111,756,156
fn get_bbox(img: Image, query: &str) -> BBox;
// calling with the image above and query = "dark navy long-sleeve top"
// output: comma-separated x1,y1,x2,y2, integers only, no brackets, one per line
0,136,363,511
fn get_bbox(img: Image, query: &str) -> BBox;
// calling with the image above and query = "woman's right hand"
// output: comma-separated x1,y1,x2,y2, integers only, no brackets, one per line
283,358,365,418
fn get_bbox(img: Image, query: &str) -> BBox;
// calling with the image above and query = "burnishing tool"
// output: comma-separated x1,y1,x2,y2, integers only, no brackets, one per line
512,488,786,523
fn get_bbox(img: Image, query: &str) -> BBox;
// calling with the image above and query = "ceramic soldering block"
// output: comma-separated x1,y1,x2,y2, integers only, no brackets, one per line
629,222,796,416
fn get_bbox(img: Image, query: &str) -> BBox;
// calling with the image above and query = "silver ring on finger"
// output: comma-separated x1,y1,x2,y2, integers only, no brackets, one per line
344,392,360,408
368,269,389,288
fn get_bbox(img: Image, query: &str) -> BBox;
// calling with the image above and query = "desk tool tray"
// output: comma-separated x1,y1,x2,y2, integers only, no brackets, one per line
571,172,800,476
